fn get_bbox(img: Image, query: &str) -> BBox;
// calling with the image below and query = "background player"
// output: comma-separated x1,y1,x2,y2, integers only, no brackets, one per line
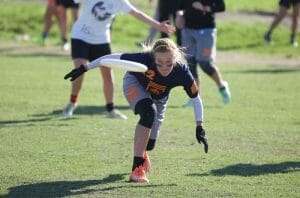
264,0,300,47
176,0,231,106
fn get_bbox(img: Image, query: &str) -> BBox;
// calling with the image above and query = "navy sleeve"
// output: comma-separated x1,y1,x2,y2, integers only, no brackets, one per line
180,64,199,98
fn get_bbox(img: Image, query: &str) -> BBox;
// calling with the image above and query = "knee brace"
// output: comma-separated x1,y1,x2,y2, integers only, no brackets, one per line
146,139,156,151
134,98,156,128
198,61,216,76
187,56,198,79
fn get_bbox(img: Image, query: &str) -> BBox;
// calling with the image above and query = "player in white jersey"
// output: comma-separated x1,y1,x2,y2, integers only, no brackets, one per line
63,0,175,119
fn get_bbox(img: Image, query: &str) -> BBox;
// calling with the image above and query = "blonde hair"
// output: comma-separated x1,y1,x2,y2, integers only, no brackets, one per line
142,38,185,64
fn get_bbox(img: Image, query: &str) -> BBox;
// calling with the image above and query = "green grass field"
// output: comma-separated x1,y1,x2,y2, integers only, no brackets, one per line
0,0,300,197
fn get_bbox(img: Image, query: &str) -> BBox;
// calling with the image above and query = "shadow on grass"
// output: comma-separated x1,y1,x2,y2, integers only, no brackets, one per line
228,67,300,74
33,105,131,117
5,173,126,197
5,173,177,197
0,105,131,127
187,161,300,177
218,43,261,51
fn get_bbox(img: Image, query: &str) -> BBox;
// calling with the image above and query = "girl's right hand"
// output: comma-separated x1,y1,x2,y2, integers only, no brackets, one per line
159,20,176,35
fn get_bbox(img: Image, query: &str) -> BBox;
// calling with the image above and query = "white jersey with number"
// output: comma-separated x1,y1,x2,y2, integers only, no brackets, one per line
72,0,134,44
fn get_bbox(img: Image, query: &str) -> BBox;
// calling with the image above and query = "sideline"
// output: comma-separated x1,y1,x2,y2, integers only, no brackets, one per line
0,42,299,67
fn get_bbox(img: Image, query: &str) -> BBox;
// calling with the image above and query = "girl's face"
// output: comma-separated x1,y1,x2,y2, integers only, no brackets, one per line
154,51,175,77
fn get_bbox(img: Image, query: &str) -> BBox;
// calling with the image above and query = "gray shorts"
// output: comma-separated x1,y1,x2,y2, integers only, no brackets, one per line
123,73,168,140
182,27,217,62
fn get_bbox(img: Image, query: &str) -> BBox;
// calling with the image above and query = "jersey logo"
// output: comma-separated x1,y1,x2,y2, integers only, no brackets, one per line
145,69,155,80
92,1,111,21
146,81,166,95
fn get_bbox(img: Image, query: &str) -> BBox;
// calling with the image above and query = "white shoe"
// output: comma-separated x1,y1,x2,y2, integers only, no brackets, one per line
106,109,127,120
63,103,77,118
219,81,231,104
62,42,70,51
292,41,298,48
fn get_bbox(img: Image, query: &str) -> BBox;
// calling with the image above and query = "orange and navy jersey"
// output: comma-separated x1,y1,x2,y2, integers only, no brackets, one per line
121,52,198,100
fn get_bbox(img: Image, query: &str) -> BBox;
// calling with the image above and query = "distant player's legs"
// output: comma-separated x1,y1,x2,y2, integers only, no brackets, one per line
38,1,58,44
195,28,231,104
43,3,56,36
56,5,68,47
264,5,288,43
269,5,288,32
291,3,300,46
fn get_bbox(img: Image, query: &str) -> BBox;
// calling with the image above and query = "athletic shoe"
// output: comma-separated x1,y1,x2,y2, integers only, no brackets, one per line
219,81,231,104
291,38,298,48
263,32,272,44
62,42,70,51
143,151,151,173
63,102,77,118
129,165,149,183
35,36,45,45
106,109,127,120
182,99,193,107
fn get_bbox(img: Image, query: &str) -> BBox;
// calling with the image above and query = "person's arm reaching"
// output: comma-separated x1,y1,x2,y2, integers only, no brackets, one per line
129,8,175,35
64,53,123,81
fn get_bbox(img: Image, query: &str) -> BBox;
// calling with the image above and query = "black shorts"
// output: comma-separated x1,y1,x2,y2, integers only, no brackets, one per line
279,0,300,8
71,39,111,62
56,0,79,8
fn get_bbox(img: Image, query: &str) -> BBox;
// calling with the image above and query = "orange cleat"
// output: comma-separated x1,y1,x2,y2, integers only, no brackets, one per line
143,151,151,173
129,165,149,183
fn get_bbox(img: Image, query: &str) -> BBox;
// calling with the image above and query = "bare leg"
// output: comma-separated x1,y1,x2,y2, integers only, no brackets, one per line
100,65,127,119
43,4,56,34
56,5,68,41
210,69,225,88
291,3,300,34
268,6,288,33
134,124,151,157
63,58,87,117
100,67,114,104
71,58,87,96
195,69,224,88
